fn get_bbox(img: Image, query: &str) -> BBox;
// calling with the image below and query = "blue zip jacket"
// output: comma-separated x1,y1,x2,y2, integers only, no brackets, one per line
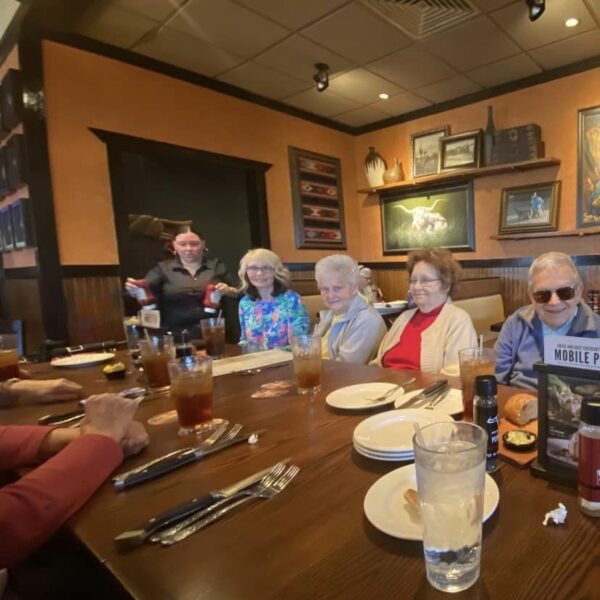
494,302,600,390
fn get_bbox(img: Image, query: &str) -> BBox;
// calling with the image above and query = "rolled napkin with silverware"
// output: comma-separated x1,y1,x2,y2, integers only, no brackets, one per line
50,341,119,357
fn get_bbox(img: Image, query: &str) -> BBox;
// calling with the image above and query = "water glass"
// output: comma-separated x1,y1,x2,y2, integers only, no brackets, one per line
0,334,19,381
122,317,140,357
168,355,213,435
459,347,496,421
201,318,226,358
413,421,487,593
291,334,322,395
139,336,172,391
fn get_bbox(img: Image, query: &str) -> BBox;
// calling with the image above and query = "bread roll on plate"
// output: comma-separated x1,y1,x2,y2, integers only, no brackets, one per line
504,393,537,425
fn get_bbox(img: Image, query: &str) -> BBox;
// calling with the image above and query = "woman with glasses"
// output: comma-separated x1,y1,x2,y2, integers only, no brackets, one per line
315,255,386,364
374,247,477,374
495,251,600,390
238,249,309,350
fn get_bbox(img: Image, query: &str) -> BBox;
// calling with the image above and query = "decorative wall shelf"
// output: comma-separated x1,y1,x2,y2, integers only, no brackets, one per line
491,226,600,241
357,157,561,194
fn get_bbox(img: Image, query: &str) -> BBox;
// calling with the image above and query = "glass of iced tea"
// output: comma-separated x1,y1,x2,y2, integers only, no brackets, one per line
459,347,496,421
0,334,20,381
168,355,213,435
201,317,225,358
139,336,172,392
291,334,322,395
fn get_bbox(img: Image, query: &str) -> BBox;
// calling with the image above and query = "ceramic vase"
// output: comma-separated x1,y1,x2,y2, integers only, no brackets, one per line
383,157,404,184
364,147,387,187
483,105,496,166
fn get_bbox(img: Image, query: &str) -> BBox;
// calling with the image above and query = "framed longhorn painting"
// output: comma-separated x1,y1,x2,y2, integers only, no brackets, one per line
380,181,475,254
288,146,347,249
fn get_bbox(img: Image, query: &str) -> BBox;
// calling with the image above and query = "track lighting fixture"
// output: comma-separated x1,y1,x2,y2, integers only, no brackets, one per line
313,63,329,93
525,0,545,22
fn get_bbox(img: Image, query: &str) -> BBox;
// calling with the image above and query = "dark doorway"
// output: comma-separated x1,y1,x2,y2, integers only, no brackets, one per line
93,130,271,342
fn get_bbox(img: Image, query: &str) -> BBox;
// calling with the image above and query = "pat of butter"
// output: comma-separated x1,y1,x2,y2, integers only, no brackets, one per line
543,502,567,526
248,433,259,445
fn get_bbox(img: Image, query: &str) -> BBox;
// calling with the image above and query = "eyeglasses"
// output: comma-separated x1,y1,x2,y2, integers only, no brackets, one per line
409,277,441,286
247,266,275,274
531,286,576,304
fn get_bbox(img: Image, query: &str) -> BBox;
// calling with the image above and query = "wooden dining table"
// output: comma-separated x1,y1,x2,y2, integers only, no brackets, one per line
2,355,597,600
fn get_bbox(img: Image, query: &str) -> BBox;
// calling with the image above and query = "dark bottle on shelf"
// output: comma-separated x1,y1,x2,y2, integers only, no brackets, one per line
474,375,499,473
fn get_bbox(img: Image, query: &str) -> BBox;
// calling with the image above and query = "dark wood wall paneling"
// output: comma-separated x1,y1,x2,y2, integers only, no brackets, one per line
4,277,44,352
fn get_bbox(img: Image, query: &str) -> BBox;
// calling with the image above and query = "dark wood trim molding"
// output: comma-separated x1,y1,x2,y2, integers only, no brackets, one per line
36,29,600,138
3,266,40,279
61,265,121,278
0,1,31,66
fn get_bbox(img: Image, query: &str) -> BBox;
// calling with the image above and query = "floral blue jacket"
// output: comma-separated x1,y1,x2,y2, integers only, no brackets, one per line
238,290,310,350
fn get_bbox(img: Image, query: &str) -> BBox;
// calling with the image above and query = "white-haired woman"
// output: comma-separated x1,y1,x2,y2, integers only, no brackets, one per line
238,249,309,350
315,255,386,364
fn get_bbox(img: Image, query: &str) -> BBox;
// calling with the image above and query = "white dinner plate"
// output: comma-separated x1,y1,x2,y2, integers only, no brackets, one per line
394,387,464,416
326,382,405,410
353,442,413,462
353,409,453,454
364,464,500,541
51,352,116,368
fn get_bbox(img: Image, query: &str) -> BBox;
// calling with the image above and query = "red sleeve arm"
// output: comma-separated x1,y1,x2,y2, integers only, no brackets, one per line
0,434,123,568
0,425,54,470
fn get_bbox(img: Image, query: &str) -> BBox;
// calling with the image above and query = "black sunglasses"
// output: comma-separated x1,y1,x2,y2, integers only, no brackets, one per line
532,286,576,304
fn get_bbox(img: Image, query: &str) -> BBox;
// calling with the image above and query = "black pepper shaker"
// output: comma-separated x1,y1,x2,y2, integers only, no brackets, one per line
474,375,499,473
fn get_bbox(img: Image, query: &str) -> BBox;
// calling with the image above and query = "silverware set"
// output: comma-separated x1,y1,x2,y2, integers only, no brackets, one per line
114,460,299,548
365,377,417,403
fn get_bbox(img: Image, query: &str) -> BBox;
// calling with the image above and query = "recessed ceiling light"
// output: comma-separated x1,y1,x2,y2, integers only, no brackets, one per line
379,93,390,100
565,17,579,27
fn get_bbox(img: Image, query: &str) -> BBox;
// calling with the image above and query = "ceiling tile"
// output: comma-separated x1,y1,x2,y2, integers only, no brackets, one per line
235,0,350,29
255,34,356,82
78,3,159,48
218,62,310,99
528,29,600,70
588,0,600,22
332,105,390,127
423,16,521,71
415,75,482,103
491,0,596,51
302,2,411,65
367,45,457,89
111,0,185,21
372,92,431,116
135,26,245,76
168,0,290,57
467,53,541,87
470,0,515,12
329,69,404,104
284,88,360,117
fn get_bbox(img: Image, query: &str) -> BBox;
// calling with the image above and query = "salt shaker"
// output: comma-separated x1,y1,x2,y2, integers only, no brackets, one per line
578,399,600,517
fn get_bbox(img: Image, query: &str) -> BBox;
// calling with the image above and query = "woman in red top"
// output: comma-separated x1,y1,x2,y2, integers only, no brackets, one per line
374,248,477,374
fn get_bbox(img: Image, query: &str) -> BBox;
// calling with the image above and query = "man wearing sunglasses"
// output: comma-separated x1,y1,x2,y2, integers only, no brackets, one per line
495,252,600,390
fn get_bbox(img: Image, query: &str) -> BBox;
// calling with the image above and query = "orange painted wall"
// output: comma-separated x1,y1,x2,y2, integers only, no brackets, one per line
356,68,600,262
42,41,360,266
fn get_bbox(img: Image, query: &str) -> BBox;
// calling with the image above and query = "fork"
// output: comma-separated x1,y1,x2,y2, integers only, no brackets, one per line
366,378,416,403
424,387,451,410
159,465,300,546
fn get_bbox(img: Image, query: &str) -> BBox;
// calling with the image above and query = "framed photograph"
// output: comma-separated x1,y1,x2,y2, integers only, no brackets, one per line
498,181,560,235
533,361,600,486
577,105,600,228
288,146,346,249
0,206,14,251
11,197,35,248
439,130,482,171
380,181,474,254
410,126,449,178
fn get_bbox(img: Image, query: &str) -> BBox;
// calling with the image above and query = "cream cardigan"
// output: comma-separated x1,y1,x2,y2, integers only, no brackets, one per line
374,301,478,375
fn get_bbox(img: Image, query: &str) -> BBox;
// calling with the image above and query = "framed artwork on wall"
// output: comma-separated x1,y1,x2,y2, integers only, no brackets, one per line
380,181,475,254
577,105,600,228
288,146,346,249
439,130,482,171
410,126,449,179
498,181,560,235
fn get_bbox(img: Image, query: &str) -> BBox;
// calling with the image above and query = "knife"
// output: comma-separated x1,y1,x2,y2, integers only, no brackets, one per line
113,458,289,550
38,409,85,426
396,379,448,409
112,429,266,490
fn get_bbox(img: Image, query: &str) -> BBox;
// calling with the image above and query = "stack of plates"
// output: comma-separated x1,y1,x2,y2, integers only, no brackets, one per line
353,409,454,462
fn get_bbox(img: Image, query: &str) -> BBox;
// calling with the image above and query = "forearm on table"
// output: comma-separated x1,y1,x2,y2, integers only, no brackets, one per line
0,434,123,568
0,426,54,470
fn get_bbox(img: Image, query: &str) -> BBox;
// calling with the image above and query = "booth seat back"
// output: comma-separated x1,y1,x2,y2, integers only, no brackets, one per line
454,294,505,344
290,278,325,326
